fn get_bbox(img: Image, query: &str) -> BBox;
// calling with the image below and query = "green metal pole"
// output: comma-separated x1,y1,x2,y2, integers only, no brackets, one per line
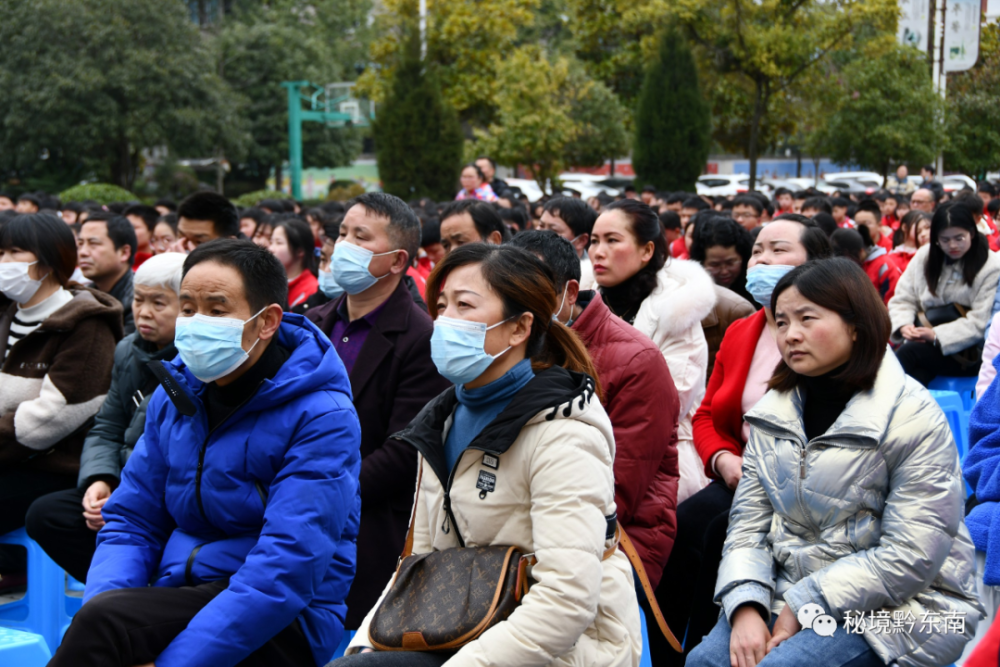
282,81,307,200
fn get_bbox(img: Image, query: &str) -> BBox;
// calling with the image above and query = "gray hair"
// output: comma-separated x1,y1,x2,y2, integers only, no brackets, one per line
134,252,186,295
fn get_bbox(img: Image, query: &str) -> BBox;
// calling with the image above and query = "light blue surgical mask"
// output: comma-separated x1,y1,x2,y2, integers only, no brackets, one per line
552,283,568,323
174,307,266,383
430,316,513,386
318,268,345,300
332,241,399,295
745,264,795,308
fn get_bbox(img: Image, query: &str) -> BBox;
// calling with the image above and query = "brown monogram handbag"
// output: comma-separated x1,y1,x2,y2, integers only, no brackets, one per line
368,466,682,653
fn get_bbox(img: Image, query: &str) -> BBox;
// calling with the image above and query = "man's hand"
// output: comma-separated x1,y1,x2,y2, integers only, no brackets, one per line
765,604,802,654
730,605,771,667
166,237,195,254
135,662,155,667
82,480,112,532
716,452,744,490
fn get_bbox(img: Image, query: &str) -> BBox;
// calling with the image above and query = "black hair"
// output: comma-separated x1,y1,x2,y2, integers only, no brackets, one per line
978,182,997,197
183,238,289,312
258,198,286,214
348,192,421,261
690,215,754,301
829,228,866,265
802,196,832,214
642,184,657,193
157,213,179,233
812,212,838,237
439,199,511,244
989,199,1000,218
830,197,851,209
922,164,936,175
915,187,941,204
732,195,763,215
460,163,488,184
421,219,441,247
770,214,833,260
854,199,881,217
123,204,160,232
603,199,667,304
154,198,177,212
681,196,710,211
955,193,985,219
774,187,792,198
666,192,687,206
925,202,989,296
475,156,497,171
793,190,811,200
0,213,78,287
83,212,138,264
178,192,239,238
497,206,528,232
239,208,268,234
769,258,890,393
17,193,41,209
509,229,582,290
272,216,318,276
543,196,598,237
659,210,681,231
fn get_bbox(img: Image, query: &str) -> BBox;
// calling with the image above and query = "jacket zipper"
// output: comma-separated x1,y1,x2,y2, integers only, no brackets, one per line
440,452,466,547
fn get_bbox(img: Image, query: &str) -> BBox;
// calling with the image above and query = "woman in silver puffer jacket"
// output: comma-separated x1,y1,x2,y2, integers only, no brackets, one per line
689,258,983,667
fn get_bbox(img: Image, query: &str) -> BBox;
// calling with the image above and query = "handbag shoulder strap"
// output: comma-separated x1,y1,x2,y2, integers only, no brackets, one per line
401,462,423,559
618,528,683,653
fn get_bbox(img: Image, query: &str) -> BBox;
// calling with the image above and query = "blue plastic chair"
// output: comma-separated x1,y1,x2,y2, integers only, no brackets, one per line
930,390,972,496
328,629,355,661
0,528,80,653
639,606,653,667
929,376,977,413
0,626,51,666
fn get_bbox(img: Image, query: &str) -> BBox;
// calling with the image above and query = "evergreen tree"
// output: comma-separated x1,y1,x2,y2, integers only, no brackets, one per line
373,31,464,201
632,29,711,192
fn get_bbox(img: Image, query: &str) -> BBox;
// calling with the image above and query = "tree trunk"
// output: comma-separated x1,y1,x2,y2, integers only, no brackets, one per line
747,78,767,192
274,163,283,194
796,149,802,178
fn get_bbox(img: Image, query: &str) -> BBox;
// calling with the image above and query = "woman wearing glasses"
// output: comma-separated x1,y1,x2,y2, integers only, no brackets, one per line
888,203,1000,386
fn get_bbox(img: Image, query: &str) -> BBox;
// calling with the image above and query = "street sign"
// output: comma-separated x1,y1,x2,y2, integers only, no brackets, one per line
898,0,931,51
944,0,981,71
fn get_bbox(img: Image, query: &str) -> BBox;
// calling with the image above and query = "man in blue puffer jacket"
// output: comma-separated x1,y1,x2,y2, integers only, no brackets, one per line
51,239,363,667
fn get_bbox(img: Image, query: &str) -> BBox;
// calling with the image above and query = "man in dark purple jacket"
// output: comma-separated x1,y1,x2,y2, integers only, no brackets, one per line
307,193,451,628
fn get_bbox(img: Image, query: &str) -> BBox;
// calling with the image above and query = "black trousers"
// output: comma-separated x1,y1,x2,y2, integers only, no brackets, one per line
895,340,980,387
649,480,735,666
25,486,98,583
0,469,76,572
50,578,315,667
331,652,452,666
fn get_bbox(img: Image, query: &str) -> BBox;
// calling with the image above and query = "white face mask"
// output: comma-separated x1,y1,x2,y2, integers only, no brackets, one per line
0,261,46,304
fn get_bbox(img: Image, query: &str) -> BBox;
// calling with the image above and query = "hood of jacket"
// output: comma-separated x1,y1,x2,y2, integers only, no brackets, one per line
38,286,124,338
634,259,717,339
395,365,603,488
165,311,352,408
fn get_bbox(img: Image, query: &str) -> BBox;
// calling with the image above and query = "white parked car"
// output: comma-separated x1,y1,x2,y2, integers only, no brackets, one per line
557,173,621,199
696,174,749,197
503,178,545,202
940,174,977,192
824,171,885,189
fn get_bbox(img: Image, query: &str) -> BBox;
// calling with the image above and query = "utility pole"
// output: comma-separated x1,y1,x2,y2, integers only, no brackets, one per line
419,0,427,60
933,0,947,176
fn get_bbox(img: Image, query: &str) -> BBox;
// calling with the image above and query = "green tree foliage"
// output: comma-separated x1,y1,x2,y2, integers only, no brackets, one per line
819,44,942,179
232,189,293,208
216,0,369,193
945,21,1000,179
474,49,628,193
0,0,247,191
58,184,138,205
374,33,464,201
632,29,710,192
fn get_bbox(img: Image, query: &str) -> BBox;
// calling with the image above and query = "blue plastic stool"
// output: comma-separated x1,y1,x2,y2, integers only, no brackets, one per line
930,390,972,496
929,376,977,413
0,528,79,654
639,606,653,667
329,629,356,660
0,626,51,666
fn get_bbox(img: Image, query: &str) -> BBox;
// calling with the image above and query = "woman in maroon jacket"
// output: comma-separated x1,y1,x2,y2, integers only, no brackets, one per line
652,216,831,665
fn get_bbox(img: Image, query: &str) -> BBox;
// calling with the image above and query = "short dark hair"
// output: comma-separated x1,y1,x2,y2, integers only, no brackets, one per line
258,198,288,214
460,163,488,184
642,184,657,193
659,210,681,231
922,164,936,175
0,213,78,287
154,198,177,212
681,196,710,211
690,216,753,264
771,214,833,260
123,204,160,232
178,192,239,238
666,192,687,206
812,212,837,237
497,206,528,232
439,199,511,244
802,196,831,214
830,197,851,209
774,187,792,198
854,199,881,219
348,192,421,261
239,207,268,234
978,181,997,197
421,219,441,247
768,258,890,393
475,156,497,171
84,212,138,265
916,187,942,204
989,199,1000,218
955,193,985,219
183,238,288,312
509,230,581,290
17,193,41,208
793,190,811,200
157,213,179,233
732,195,763,215
829,228,865,264
543,196,598,237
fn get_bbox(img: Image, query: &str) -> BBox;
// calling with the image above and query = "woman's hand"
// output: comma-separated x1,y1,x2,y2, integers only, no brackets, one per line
899,324,919,341
716,453,744,490
730,605,771,667
82,480,112,531
765,605,801,654
912,326,936,343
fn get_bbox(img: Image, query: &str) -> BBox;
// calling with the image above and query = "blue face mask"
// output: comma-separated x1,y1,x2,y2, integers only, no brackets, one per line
174,307,266,383
318,268,345,300
430,316,513,386
745,264,796,308
332,241,399,295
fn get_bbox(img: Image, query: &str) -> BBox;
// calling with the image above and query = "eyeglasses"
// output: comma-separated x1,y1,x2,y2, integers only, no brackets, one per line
938,233,970,246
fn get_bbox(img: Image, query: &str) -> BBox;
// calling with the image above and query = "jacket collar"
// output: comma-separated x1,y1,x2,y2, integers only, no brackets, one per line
744,349,906,448
37,287,124,337
570,290,611,346
347,279,413,394
393,365,597,488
